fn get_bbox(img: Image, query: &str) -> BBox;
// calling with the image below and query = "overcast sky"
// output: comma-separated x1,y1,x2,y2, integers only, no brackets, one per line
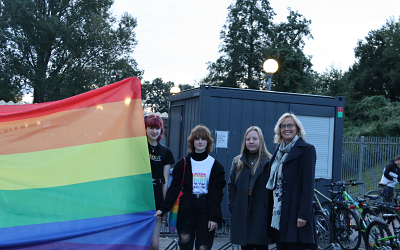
21,0,400,102
110,0,400,86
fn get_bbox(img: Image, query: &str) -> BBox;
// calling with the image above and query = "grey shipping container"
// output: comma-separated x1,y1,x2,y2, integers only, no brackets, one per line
167,85,345,219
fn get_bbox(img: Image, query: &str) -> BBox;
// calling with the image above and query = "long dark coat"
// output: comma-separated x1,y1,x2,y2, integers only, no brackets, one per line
159,153,226,228
266,138,316,244
228,153,271,246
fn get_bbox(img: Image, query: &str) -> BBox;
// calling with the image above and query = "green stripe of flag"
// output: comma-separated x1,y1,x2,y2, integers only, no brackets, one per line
0,174,155,228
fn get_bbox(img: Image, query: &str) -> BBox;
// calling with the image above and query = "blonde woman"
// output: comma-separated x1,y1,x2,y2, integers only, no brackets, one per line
266,113,316,250
228,126,272,250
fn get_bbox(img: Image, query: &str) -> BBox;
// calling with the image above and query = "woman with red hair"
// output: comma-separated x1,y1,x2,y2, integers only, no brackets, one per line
144,114,175,250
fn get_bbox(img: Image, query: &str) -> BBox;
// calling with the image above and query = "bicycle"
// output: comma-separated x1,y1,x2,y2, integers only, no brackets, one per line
322,179,381,249
364,214,397,249
315,181,362,250
367,197,400,236
314,178,335,249
366,183,400,204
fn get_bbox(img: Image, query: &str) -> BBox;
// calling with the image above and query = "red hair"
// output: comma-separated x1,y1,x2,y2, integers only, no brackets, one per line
144,114,164,142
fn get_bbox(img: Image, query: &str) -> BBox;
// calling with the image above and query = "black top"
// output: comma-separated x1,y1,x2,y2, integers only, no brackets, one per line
148,142,175,183
384,159,400,182
191,151,208,161
159,153,226,227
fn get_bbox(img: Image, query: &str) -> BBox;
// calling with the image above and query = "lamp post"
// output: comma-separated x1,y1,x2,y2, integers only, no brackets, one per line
169,86,181,108
263,59,279,91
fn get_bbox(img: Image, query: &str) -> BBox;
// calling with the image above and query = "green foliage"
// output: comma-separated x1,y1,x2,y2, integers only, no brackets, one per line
344,96,400,136
0,0,143,103
142,78,174,113
266,9,314,93
0,62,23,102
313,66,353,97
349,17,400,102
178,84,194,92
338,18,400,136
204,0,275,89
204,0,314,92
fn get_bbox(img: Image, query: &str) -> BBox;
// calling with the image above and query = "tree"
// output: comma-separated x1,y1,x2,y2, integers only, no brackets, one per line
142,78,174,113
178,84,194,92
0,0,142,103
204,0,313,92
205,0,275,89
349,17,400,102
344,96,400,137
0,62,23,102
266,9,314,93
313,65,353,97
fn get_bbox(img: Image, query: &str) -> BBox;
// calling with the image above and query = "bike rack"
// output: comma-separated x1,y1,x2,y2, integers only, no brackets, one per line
321,243,341,250
217,242,240,250
165,239,179,250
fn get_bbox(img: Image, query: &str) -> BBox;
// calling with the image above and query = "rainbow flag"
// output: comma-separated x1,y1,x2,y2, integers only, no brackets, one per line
0,77,155,249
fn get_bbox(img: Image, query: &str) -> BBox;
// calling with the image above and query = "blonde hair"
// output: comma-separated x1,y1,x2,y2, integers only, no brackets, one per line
236,126,272,182
273,112,306,144
187,125,214,153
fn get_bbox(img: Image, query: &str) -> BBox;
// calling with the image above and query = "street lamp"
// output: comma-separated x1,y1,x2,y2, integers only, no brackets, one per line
263,59,279,91
169,86,181,109
170,86,181,95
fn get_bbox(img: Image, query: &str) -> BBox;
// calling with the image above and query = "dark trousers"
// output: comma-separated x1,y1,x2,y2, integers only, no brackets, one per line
176,195,215,250
241,244,268,250
383,186,394,203
153,180,163,210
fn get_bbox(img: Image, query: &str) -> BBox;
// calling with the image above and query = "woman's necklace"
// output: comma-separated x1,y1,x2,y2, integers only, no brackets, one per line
149,143,157,153
249,159,256,165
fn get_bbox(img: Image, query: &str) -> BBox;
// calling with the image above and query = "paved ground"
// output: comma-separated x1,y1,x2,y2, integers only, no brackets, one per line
159,235,367,250
159,235,232,250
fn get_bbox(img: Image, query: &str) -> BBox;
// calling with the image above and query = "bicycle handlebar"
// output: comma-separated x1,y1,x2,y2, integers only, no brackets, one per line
324,181,363,187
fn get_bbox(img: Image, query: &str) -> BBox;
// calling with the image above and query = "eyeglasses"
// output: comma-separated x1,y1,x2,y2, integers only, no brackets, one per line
280,124,295,129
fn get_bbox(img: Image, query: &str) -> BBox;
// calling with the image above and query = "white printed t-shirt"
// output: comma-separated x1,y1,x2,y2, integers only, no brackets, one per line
191,155,215,195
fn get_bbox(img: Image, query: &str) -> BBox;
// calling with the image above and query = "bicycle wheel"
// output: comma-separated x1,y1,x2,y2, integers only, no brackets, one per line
315,211,333,249
362,207,378,228
365,190,386,202
365,221,393,250
321,201,333,218
332,206,362,250
375,207,400,235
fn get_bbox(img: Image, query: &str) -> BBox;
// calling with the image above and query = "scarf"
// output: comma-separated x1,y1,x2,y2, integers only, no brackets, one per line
266,135,299,190
267,135,299,230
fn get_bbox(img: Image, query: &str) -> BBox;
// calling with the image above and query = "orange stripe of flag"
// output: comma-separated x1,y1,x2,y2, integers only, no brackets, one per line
0,99,144,155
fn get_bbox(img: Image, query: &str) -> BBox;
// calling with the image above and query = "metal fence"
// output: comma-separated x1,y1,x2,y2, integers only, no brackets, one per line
342,136,400,196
